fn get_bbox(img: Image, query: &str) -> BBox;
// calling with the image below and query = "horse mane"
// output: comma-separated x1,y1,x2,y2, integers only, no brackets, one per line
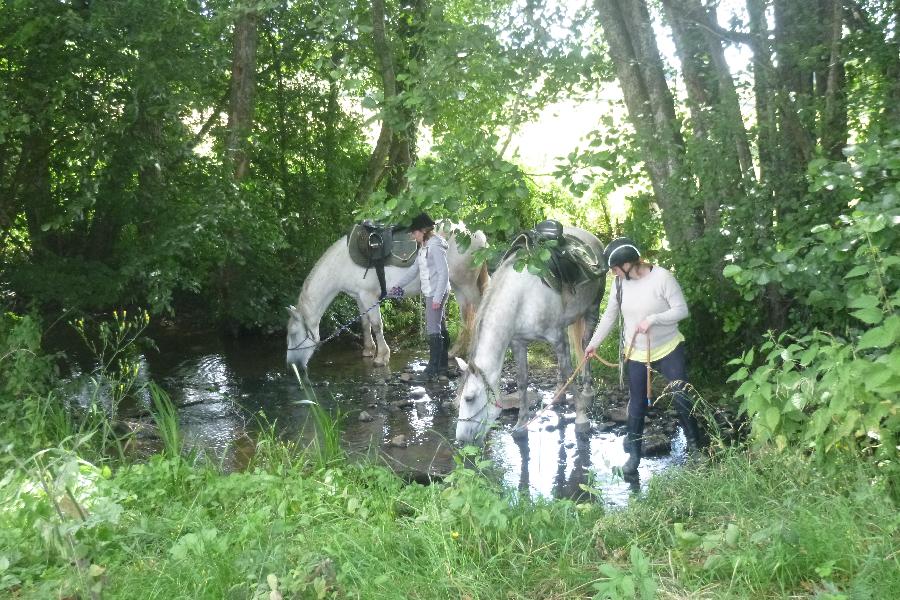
296,236,346,318
467,253,518,358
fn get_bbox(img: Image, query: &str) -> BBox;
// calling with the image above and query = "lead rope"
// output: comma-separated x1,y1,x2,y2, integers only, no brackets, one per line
512,330,654,434
591,330,651,418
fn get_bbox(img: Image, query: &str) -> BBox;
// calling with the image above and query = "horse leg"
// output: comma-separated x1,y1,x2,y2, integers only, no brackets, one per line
551,331,574,406
575,299,601,435
511,341,530,438
361,292,391,366
356,298,377,358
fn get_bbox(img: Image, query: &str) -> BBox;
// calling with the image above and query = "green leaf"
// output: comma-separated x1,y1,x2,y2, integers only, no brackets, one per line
727,367,749,383
858,321,897,350
743,347,755,366
848,294,880,309
722,264,742,278
765,407,781,431
725,523,740,547
851,307,884,325
844,264,869,279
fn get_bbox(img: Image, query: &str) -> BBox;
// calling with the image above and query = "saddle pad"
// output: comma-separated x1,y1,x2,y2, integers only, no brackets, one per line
347,223,418,269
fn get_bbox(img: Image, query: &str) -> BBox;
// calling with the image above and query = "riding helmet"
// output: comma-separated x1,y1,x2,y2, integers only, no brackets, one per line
604,237,641,268
409,212,435,231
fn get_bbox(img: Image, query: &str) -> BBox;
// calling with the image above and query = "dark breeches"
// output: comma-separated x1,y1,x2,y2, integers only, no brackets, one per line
626,342,692,419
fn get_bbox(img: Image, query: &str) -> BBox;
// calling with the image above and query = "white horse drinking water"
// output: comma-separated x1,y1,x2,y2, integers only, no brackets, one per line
455,225,606,443
286,222,489,370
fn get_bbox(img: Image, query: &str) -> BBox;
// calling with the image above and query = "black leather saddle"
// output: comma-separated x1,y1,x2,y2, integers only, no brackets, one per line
504,220,607,291
347,221,419,297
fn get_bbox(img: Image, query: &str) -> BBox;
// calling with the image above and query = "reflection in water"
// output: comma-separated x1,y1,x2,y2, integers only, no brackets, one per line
68,328,685,508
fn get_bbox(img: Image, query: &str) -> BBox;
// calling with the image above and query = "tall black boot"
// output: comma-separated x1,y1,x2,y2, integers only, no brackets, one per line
414,334,442,382
425,333,444,380
674,394,706,451
622,416,644,478
438,328,450,377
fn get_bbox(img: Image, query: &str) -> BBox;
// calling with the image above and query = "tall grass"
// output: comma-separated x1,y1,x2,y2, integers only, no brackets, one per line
149,383,181,460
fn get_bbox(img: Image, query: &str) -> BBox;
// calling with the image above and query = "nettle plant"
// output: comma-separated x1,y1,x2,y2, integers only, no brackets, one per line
725,137,899,462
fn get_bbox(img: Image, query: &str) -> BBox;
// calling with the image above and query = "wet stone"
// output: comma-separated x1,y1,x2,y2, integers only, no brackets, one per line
391,399,413,409
399,372,413,382
409,387,426,399
358,411,374,422
389,434,407,448
607,408,628,423
596,421,617,432
642,433,671,457
359,386,371,394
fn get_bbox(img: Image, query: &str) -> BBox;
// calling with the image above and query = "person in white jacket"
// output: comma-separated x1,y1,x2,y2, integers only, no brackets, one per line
585,237,704,478
391,212,451,381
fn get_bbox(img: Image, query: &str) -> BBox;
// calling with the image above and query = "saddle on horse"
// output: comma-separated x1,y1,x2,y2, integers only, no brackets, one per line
504,219,607,292
347,221,419,298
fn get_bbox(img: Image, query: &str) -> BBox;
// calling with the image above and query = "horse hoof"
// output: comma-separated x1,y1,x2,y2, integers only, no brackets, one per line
574,420,592,435
511,425,529,439
373,357,389,367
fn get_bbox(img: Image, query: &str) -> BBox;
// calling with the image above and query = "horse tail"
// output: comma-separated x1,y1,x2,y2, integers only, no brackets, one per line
476,262,490,296
569,316,586,363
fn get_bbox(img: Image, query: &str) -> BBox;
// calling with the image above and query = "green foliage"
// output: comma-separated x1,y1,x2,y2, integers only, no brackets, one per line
728,330,898,464
722,135,899,466
592,545,657,600
0,311,56,400
724,136,900,335
594,449,899,598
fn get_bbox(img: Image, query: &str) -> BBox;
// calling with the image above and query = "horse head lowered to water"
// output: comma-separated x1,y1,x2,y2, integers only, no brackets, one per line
286,221,489,370
455,225,606,443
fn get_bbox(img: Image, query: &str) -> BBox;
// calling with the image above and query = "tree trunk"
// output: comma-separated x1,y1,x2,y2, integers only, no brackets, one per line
820,0,847,160
594,0,697,249
748,0,775,192
227,5,259,181
355,0,397,203
661,0,754,233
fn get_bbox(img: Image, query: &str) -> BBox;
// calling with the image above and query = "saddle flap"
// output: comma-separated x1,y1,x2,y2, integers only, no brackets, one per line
348,222,418,269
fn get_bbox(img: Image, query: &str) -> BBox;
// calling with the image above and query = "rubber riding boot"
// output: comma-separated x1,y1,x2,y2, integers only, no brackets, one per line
438,330,450,380
413,335,442,383
674,394,706,453
622,416,644,479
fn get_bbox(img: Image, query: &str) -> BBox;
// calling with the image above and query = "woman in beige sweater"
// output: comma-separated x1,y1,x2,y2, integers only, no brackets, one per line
585,237,704,479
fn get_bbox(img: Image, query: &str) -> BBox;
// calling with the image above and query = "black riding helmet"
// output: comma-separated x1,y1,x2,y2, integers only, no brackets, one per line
409,212,435,231
604,236,641,269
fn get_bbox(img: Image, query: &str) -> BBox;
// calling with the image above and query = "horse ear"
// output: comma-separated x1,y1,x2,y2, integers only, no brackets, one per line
285,306,302,320
455,357,469,372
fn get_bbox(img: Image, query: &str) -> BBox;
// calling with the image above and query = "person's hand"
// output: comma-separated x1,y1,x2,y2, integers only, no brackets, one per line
389,286,404,298
431,300,442,310
636,319,651,333
585,345,597,358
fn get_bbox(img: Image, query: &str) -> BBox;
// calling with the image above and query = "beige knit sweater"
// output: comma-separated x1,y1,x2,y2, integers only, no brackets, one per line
586,266,689,355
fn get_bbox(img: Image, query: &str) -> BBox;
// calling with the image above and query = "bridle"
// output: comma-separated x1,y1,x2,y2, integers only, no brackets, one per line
456,364,504,424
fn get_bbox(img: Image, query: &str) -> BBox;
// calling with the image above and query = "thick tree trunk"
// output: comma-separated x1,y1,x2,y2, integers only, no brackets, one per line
661,0,754,233
821,0,847,160
748,0,775,191
594,0,697,249
384,0,426,197
227,6,258,181
356,0,397,203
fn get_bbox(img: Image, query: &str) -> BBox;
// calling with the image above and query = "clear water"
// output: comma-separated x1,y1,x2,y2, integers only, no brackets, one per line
66,326,689,508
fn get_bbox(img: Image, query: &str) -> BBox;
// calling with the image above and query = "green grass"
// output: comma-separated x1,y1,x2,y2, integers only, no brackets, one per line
2,435,896,599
